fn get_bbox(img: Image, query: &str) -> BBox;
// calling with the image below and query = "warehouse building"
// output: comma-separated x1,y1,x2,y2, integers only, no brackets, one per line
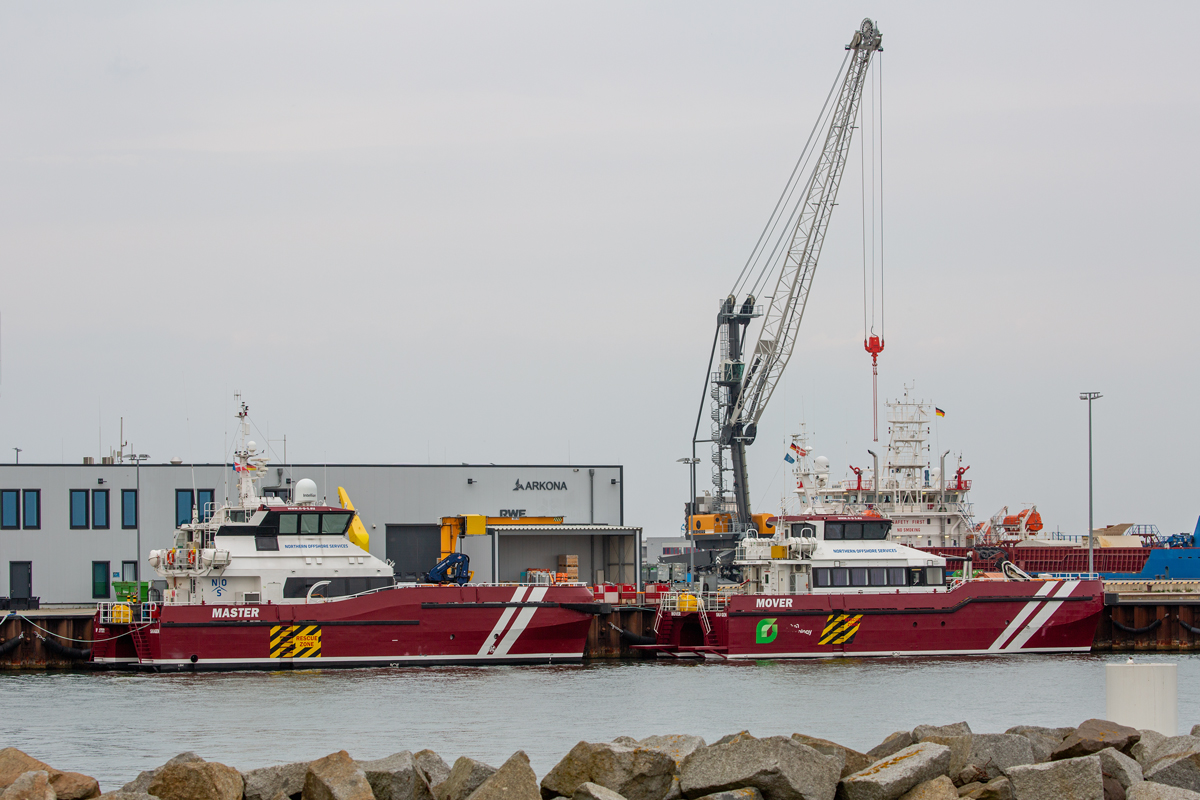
0,461,636,605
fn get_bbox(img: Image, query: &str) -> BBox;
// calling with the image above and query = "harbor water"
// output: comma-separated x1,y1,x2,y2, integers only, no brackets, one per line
4,653,1199,791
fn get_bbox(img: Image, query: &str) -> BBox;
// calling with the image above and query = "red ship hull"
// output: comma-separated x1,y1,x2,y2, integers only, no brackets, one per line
653,579,1102,659
92,585,598,671
920,546,1152,576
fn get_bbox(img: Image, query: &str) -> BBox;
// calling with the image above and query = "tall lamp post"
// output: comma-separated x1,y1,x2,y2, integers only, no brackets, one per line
1079,393,1102,576
128,453,150,591
677,457,701,586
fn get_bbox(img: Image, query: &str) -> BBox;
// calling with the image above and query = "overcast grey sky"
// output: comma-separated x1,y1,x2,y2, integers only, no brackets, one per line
1,3,1197,541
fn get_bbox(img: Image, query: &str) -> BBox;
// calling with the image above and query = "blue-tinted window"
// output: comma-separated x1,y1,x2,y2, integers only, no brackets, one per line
175,489,194,527
92,490,109,529
122,490,137,529
70,490,89,529
197,489,215,522
92,561,110,599
0,490,17,529
23,490,40,529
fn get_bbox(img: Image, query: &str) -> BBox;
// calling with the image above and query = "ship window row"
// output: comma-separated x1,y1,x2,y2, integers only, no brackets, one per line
282,576,394,599
1,490,39,530
823,522,889,541
812,566,945,588
277,513,353,536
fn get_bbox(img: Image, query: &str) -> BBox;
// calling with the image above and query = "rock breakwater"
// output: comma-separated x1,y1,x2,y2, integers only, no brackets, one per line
8,719,1200,800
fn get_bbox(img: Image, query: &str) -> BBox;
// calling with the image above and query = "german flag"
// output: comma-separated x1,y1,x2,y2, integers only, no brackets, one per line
935,408,945,418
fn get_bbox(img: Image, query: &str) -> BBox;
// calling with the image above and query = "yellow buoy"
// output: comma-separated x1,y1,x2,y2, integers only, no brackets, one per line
677,593,701,612
111,603,133,624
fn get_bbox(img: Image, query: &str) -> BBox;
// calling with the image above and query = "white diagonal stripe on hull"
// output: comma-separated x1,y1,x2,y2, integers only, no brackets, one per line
988,581,1057,652
494,586,549,656
478,586,529,656
1006,580,1080,652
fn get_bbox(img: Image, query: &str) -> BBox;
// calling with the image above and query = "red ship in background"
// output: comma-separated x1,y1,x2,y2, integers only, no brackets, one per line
91,401,600,671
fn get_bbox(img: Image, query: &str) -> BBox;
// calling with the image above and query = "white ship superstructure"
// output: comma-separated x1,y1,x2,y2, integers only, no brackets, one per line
783,387,975,548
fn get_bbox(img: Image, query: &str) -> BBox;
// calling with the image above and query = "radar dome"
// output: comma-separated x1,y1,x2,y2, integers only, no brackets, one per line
294,478,319,505
814,456,830,472
247,440,258,453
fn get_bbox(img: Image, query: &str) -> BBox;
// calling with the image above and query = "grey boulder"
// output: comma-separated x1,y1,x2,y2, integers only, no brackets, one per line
463,751,539,800
1147,753,1200,793
914,736,970,778
895,776,957,799
910,723,971,742
679,735,840,800
1148,739,1200,770
574,783,631,800
1005,726,1073,764
1054,720,1142,760
867,734,915,763
1128,783,1200,799
962,776,1012,800
415,752,451,792
302,751,373,800
1,771,56,800
966,735,1034,780
435,758,496,800
121,753,205,794
1098,748,1144,790
639,735,707,800
242,761,312,800
691,791,764,800
147,762,243,800
1134,734,1170,768
359,752,434,800
838,742,953,800
1004,754,1104,800
791,735,869,779
542,742,675,800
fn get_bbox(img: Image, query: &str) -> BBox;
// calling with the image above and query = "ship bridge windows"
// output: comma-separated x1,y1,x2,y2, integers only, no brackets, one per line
271,512,353,537
823,521,890,541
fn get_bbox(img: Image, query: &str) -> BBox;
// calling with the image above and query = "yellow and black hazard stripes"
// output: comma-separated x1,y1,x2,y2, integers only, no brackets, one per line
270,625,322,658
818,613,863,646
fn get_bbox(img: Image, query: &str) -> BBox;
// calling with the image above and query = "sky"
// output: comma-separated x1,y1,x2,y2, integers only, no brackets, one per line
1,2,1197,540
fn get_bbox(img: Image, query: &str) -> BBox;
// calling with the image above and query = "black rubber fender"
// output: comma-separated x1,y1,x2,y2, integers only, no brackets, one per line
38,634,92,660
608,622,657,646
1111,617,1162,635
0,632,24,657
1178,617,1200,635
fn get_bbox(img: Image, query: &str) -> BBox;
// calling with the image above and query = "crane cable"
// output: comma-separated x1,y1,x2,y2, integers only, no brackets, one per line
862,54,885,441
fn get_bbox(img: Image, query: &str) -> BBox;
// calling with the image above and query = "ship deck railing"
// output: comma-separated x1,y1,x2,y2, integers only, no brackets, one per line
657,589,741,612
97,601,158,624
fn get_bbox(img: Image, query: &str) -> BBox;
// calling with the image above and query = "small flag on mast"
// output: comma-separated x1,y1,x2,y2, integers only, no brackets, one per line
783,452,796,464
935,408,946,418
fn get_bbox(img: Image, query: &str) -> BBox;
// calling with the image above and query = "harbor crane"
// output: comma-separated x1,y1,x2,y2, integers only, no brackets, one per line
687,18,883,548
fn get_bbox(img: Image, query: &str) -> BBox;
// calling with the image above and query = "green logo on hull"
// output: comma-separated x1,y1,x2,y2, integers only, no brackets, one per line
755,618,779,644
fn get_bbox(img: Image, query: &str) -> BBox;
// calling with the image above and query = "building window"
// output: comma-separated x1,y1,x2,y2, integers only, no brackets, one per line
175,489,194,528
70,490,89,529
92,561,110,599
197,489,215,522
92,490,110,529
0,491,17,530
122,490,137,529
22,490,40,530
122,561,138,582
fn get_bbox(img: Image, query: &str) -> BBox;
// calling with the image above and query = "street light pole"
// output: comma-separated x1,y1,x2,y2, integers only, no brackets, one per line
1079,393,1102,576
677,457,701,587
